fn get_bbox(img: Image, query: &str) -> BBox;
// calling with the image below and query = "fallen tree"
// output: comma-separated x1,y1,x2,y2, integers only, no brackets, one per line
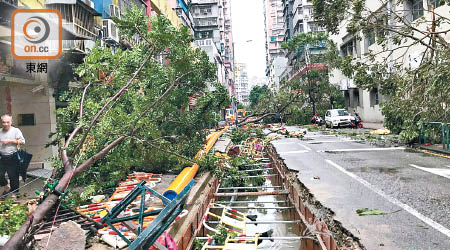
239,80,308,126
5,8,224,249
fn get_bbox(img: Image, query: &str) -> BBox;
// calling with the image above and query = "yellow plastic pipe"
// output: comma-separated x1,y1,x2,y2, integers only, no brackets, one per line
163,126,229,200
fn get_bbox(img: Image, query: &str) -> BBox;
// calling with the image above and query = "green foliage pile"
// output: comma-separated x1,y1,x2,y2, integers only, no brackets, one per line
192,225,237,250
230,127,265,145
0,199,28,236
52,6,230,201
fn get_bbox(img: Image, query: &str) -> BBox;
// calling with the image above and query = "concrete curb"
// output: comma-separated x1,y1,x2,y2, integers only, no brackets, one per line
418,146,450,156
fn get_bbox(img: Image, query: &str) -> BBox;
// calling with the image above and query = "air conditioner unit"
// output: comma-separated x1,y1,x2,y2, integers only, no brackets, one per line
109,4,120,18
102,19,119,43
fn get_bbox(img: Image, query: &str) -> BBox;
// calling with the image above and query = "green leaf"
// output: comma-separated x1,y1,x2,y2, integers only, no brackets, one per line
356,208,386,216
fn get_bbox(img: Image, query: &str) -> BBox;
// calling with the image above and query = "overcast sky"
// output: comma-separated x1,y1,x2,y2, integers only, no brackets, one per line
230,0,267,80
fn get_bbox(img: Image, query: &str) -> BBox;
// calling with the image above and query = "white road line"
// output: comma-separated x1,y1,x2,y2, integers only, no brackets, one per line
307,140,343,144
304,135,337,138
279,150,309,154
272,141,297,145
409,164,450,180
318,147,405,153
326,159,450,238
297,143,312,151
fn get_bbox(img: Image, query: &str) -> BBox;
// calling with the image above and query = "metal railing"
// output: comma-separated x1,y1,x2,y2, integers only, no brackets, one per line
419,122,450,150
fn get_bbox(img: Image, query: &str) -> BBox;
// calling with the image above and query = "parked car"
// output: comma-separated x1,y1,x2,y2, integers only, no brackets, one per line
325,109,354,128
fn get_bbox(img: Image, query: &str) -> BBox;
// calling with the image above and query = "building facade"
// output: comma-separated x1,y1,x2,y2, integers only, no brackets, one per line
328,1,450,123
263,0,286,91
168,0,195,34
281,0,325,83
222,0,234,96
234,63,249,106
191,0,235,96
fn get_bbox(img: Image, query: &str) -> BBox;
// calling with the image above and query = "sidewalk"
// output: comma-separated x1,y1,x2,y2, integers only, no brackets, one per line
419,144,450,156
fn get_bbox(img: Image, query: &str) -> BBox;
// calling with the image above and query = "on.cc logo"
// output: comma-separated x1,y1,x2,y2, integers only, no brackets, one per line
11,9,62,59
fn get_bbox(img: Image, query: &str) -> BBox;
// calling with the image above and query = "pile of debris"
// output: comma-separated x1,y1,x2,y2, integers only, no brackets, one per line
268,126,306,139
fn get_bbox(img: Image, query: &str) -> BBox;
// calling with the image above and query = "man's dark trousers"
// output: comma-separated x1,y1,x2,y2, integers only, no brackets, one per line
0,154,20,193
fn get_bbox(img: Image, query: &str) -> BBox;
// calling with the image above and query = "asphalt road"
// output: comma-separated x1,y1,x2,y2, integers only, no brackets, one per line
270,126,450,250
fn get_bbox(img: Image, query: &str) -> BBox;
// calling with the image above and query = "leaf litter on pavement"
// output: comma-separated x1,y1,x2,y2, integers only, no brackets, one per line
356,208,386,216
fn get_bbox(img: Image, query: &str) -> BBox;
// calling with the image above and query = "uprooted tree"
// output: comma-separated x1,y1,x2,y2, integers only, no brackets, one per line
313,0,450,141
242,32,344,126
240,78,308,126
5,7,229,249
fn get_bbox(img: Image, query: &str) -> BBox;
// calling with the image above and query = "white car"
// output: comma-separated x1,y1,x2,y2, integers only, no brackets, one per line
325,109,354,128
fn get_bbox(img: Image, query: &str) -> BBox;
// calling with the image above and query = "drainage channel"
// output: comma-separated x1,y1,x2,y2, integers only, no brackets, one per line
192,148,339,250
219,163,299,249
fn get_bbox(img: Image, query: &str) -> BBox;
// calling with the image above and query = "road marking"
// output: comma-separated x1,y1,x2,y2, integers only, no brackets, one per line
272,141,297,145
304,135,337,138
325,159,450,238
307,140,343,144
318,147,405,153
297,143,312,151
409,164,450,180
279,150,309,154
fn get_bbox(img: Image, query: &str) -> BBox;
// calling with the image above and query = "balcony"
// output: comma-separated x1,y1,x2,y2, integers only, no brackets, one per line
293,13,303,28
0,0,17,19
194,17,218,27
288,62,327,82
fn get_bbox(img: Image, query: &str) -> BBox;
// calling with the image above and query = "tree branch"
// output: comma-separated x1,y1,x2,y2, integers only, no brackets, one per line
70,52,153,158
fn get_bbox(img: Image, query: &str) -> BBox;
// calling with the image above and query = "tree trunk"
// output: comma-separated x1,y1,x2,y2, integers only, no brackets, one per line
4,169,74,250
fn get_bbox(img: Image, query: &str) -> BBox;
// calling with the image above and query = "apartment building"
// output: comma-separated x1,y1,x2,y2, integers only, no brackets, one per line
263,0,286,91
222,0,234,96
281,0,326,83
168,0,195,34
191,0,235,96
329,0,450,123
234,63,249,106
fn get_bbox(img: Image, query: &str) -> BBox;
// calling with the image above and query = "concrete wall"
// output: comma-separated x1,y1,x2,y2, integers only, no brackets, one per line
0,83,57,169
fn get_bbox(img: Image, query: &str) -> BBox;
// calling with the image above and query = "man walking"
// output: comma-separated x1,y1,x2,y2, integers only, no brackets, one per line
0,114,25,199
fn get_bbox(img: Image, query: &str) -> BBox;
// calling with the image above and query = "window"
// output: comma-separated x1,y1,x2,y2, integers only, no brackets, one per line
341,39,355,57
195,31,212,39
308,22,319,33
337,110,350,116
367,31,375,46
430,0,443,8
370,88,379,107
18,114,35,126
411,0,424,20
